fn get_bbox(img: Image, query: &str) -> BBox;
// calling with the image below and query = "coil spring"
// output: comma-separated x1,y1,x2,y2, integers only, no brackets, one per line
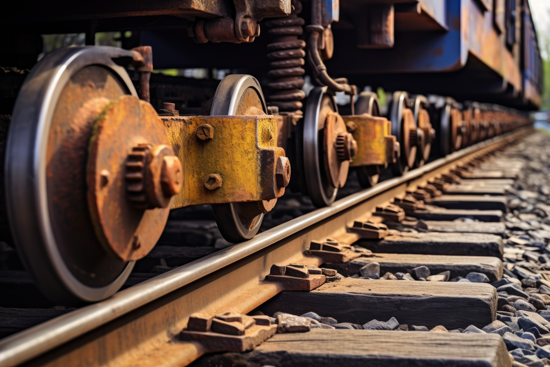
264,1,306,115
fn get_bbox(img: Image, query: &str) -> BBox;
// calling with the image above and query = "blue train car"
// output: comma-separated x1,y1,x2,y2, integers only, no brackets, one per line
328,0,542,109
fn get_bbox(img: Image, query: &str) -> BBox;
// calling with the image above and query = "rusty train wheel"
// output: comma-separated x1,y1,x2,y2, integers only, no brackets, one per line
4,47,142,304
439,98,464,156
411,95,434,167
303,87,354,207
389,91,417,176
355,91,383,188
210,75,268,243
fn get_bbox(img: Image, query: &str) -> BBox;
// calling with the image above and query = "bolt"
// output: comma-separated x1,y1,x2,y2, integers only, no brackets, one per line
100,169,110,187
336,133,357,161
204,173,222,190
161,156,183,196
159,102,179,116
241,19,255,37
346,121,357,133
196,124,214,141
276,156,291,188
163,102,176,111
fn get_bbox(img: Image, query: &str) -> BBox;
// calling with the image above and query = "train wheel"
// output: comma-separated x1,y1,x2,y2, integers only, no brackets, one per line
303,87,354,207
210,75,270,243
355,91,383,188
439,98,464,155
411,95,434,167
4,47,178,304
389,92,417,176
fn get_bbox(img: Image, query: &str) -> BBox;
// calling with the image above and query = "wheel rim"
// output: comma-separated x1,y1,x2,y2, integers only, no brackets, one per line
355,91,383,188
5,47,137,304
303,87,339,207
210,74,267,243
390,92,416,176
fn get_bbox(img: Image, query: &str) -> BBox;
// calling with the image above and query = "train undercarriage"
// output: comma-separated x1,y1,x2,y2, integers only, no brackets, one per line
0,0,538,304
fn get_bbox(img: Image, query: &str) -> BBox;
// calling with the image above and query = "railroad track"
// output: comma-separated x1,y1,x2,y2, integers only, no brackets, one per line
1,126,546,367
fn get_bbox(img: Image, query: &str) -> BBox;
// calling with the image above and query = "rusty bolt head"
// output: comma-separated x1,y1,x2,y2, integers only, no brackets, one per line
241,18,256,37
335,133,357,161
204,173,222,190
161,156,183,197
346,121,357,133
196,124,214,141
276,156,291,188
163,102,176,111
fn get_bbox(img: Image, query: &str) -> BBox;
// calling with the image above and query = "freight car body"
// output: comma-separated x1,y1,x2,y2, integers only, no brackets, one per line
330,0,542,110
0,0,538,304
0,0,542,109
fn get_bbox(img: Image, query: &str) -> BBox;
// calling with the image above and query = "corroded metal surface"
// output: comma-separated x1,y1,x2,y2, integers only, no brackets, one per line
324,111,356,189
87,95,177,262
346,114,397,167
416,105,434,164
44,65,132,289
450,106,464,152
163,115,286,207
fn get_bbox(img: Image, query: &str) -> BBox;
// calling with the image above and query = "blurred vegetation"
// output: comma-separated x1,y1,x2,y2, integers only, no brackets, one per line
541,35,550,111
537,7,550,111
41,32,122,56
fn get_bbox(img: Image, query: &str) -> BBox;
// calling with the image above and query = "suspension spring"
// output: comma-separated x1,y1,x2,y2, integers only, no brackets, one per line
264,1,306,116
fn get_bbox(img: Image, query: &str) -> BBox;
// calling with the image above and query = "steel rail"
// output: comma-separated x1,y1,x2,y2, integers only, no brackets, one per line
0,127,531,367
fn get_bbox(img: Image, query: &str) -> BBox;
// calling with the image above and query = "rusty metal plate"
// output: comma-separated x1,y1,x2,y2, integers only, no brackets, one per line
87,95,171,261
163,115,285,207
346,114,395,167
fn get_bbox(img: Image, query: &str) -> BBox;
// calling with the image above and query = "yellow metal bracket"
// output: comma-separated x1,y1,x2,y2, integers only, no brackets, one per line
343,115,398,167
163,115,285,208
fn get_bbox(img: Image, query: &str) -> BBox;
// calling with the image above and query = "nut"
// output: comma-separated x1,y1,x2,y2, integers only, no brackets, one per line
346,121,357,133
276,156,291,188
126,144,181,209
204,173,222,190
335,133,357,161
161,156,183,196
241,18,256,37
196,124,214,141
159,101,179,116
163,102,176,111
